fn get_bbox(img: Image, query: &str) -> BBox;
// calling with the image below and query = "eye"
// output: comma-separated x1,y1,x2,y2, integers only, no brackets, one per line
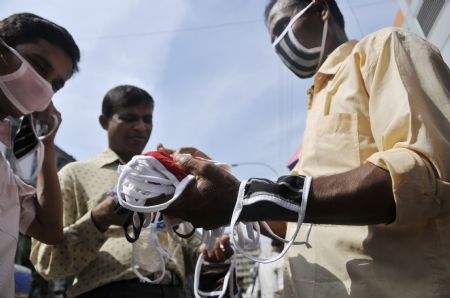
52,79,64,92
142,115,152,124
119,115,138,123
28,57,50,78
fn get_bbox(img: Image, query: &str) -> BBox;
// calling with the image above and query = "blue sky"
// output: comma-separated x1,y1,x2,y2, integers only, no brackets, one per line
1,0,399,180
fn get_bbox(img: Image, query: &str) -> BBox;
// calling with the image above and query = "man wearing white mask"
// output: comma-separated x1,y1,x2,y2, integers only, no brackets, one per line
0,12,80,298
160,0,450,297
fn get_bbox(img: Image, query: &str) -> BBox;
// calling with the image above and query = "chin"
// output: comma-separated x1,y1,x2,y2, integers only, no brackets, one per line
129,146,146,155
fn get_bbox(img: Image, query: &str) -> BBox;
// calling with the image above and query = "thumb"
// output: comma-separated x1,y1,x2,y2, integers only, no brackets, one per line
175,153,236,185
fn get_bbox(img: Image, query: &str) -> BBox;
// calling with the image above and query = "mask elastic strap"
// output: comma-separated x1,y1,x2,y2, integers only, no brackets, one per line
131,233,167,284
13,114,59,181
259,221,312,246
116,158,195,213
193,254,236,298
272,1,316,47
122,211,146,243
230,177,312,264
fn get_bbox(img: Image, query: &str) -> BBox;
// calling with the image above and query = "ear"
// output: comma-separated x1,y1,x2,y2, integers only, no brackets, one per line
322,6,331,22
99,114,109,130
315,0,331,22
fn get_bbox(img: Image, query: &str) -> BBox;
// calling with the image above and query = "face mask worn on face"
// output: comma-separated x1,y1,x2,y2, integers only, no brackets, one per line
12,114,59,180
272,0,328,78
0,38,54,115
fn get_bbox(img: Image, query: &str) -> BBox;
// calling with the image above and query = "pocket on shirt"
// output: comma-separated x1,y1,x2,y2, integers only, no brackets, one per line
301,113,360,175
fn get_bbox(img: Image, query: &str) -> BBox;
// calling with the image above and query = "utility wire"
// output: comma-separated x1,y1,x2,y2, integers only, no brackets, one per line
231,162,280,178
79,19,264,41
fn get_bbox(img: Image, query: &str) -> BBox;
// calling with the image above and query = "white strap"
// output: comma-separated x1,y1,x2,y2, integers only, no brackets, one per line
194,254,236,298
230,177,312,264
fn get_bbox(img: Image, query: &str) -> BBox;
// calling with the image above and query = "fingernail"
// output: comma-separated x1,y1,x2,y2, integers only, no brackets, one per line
175,153,191,164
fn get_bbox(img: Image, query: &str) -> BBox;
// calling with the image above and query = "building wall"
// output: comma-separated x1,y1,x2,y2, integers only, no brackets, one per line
396,0,450,65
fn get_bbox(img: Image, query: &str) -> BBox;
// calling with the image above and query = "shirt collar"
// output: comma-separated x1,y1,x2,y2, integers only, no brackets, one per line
95,147,123,168
318,40,358,75
0,118,12,148
313,40,358,91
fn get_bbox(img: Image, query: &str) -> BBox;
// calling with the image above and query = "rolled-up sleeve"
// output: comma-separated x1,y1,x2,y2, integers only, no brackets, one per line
362,29,450,225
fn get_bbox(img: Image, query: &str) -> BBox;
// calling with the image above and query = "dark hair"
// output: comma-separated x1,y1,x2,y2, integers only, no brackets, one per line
264,0,345,30
102,85,154,118
0,13,80,75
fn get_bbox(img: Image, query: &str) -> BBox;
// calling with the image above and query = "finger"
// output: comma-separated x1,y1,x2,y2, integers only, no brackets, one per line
177,147,211,159
219,235,234,259
174,153,222,181
213,243,227,262
200,243,208,256
157,143,176,155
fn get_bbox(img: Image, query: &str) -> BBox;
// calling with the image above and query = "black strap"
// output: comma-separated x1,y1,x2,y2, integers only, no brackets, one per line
172,224,196,239
122,211,145,243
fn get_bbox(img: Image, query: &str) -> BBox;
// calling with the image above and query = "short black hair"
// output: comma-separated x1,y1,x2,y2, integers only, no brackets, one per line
0,13,80,75
102,85,154,118
264,0,345,30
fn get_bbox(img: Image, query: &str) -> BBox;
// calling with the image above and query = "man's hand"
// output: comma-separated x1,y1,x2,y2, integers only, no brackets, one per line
157,143,211,159
32,102,62,146
91,197,129,232
162,154,240,230
201,235,233,263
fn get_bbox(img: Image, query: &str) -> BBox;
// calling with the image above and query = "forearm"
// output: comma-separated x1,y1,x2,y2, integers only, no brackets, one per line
28,144,63,244
260,221,287,239
306,163,396,224
240,163,396,225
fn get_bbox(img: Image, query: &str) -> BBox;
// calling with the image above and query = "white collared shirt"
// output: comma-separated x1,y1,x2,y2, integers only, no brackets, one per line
0,119,36,298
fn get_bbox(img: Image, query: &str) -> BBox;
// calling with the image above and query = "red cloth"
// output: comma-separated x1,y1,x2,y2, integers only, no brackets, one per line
143,151,189,182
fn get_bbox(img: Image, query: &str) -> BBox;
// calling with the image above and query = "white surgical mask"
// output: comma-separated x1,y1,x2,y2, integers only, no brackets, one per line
0,39,54,115
272,1,328,78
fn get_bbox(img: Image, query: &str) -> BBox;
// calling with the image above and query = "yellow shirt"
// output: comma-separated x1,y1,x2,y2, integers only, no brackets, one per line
30,148,186,297
285,27,450,298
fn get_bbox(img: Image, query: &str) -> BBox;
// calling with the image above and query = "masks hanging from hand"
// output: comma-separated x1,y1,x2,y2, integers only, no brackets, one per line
272,1,328,78
0,38,54,115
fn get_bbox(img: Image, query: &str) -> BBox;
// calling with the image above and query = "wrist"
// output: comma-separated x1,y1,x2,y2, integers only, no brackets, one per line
91,209,109,232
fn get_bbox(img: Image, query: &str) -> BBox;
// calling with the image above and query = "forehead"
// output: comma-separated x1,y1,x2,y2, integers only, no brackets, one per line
270,0,299,15
115,102,153,114
15,39,73,81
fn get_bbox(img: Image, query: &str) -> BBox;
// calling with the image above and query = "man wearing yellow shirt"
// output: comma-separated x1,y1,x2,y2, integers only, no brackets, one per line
30,85,189,297
161,0,450,297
